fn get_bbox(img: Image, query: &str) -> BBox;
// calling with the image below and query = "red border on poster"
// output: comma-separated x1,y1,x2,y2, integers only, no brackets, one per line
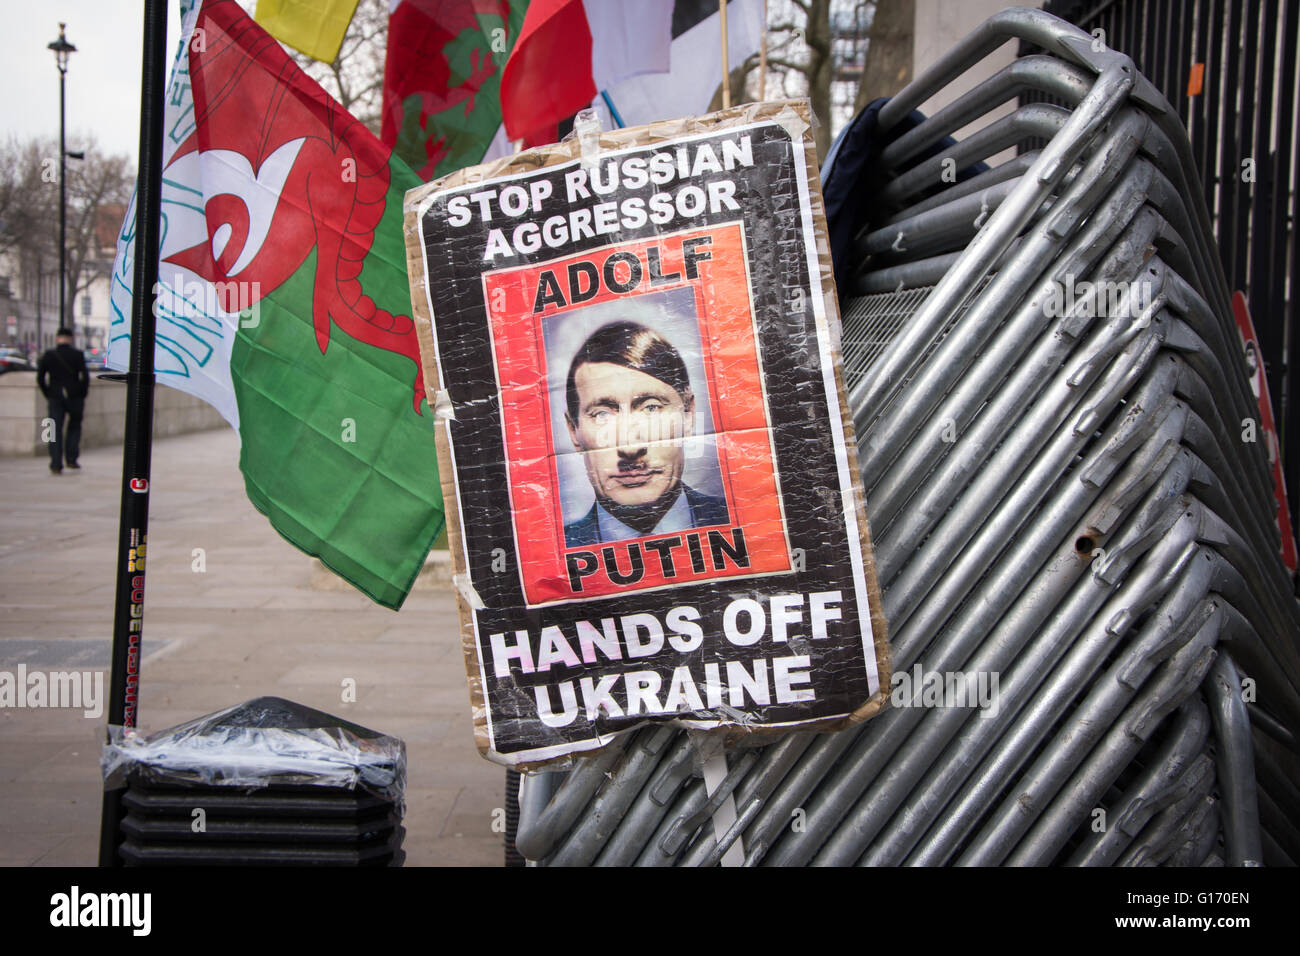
483,223,792,605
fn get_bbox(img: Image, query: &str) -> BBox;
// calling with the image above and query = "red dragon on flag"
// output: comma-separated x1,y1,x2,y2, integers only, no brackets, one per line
110,0,445,610
166,0,426,408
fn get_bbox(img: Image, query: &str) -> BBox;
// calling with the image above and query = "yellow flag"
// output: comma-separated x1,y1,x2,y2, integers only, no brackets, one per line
253,0,360,63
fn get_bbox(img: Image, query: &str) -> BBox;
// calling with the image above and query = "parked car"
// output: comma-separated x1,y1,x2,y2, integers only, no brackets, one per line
83,347,110,371
0,348,35,375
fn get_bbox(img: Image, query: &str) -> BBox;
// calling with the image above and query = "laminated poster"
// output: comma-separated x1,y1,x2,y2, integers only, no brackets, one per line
404,101,890,767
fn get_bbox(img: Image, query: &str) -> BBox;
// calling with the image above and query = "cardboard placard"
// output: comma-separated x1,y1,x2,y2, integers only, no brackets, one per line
404,101,889,767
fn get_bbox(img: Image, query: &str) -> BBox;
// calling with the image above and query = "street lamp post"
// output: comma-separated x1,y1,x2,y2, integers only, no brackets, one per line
48,23,76,343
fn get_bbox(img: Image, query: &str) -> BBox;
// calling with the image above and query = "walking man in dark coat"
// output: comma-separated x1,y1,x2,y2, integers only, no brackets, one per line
37,327,89,475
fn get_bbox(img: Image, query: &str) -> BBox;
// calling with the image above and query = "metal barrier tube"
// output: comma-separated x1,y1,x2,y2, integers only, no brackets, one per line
1190,498,1300,649
1155,361,1289,590
877,5,1234,326
877,8,1145,132
886,393,1189,687
1178,411,1293,605
1206,653,1265,865
901,569,1219,867
593,735,699,866
881,150,1045,225
766,469,1197,868
546,726,676,866
1117,761,1218,866
1065,743,1215,868
1164,326,1281,537
739,730,863,865
881,55,1096,168
1161,265,1262,434
818,523,1203,866
859,118,1152,495
760,437,1178,867
859,179,1020,259
877,105,1072,209
872,289,1166,579
886,400,1189,687
516,769,561,854
854,250,963,294
1256,784,1300,864
863,184,1155,523
676,732,815,867
514,736,629,860
1251,733,1300,833
848,61,1135,432
1017,693,1215,867
878,326,1170,628
1162,795,1223,867
1248,702,1300,755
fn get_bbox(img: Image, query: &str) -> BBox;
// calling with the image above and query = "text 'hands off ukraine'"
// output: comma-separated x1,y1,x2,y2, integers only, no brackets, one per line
405,103,889,766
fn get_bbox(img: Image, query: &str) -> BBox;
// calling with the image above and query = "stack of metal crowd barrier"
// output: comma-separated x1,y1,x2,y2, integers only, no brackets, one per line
513,7,1300,867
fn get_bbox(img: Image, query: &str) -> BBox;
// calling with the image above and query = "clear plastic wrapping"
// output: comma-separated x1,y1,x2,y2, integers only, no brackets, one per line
101,696,405,801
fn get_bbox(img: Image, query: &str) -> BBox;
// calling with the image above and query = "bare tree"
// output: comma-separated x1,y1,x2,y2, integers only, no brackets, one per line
0,139,52,255
63,142,134,311
754,0,836,157
853,0,913,113
0,138,60,310
289,0,389,135
0,135,133,325
727,0,875,160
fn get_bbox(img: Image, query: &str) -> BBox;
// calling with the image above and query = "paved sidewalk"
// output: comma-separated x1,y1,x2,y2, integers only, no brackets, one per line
0,428,502,866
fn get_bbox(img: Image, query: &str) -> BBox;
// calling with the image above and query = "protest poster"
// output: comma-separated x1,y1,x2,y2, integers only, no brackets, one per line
404,101,889,767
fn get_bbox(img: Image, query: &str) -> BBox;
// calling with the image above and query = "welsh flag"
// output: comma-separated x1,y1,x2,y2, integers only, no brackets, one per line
381,0,528,181
108,0,444,609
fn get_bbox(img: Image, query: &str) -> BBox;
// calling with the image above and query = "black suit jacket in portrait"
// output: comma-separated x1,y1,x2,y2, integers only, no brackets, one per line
564,484,729,548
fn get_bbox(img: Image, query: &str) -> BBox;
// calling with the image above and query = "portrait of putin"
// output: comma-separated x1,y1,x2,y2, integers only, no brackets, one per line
563,319,729,547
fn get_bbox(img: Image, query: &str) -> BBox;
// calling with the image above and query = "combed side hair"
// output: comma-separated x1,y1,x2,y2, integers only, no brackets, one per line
565,320,690,423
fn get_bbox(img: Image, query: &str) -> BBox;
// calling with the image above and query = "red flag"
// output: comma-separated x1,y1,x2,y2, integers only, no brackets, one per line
499,0,594,146
1231,291,1298,575
380,0,526,180
500,0,673,147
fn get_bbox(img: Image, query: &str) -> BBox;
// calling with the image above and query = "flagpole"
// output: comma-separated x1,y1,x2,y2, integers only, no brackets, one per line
98,0,167,867
719,0,731,108
599,90,625,128
759,0,768,98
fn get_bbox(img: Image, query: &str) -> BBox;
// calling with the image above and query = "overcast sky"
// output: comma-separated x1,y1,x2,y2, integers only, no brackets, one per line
1,1,263,165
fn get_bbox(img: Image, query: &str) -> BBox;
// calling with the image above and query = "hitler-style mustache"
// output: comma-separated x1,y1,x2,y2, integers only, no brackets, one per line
613,462,661,476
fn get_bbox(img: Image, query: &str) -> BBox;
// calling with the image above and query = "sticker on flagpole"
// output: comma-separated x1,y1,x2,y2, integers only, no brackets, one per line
130,478,149,493
403,101,889,768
